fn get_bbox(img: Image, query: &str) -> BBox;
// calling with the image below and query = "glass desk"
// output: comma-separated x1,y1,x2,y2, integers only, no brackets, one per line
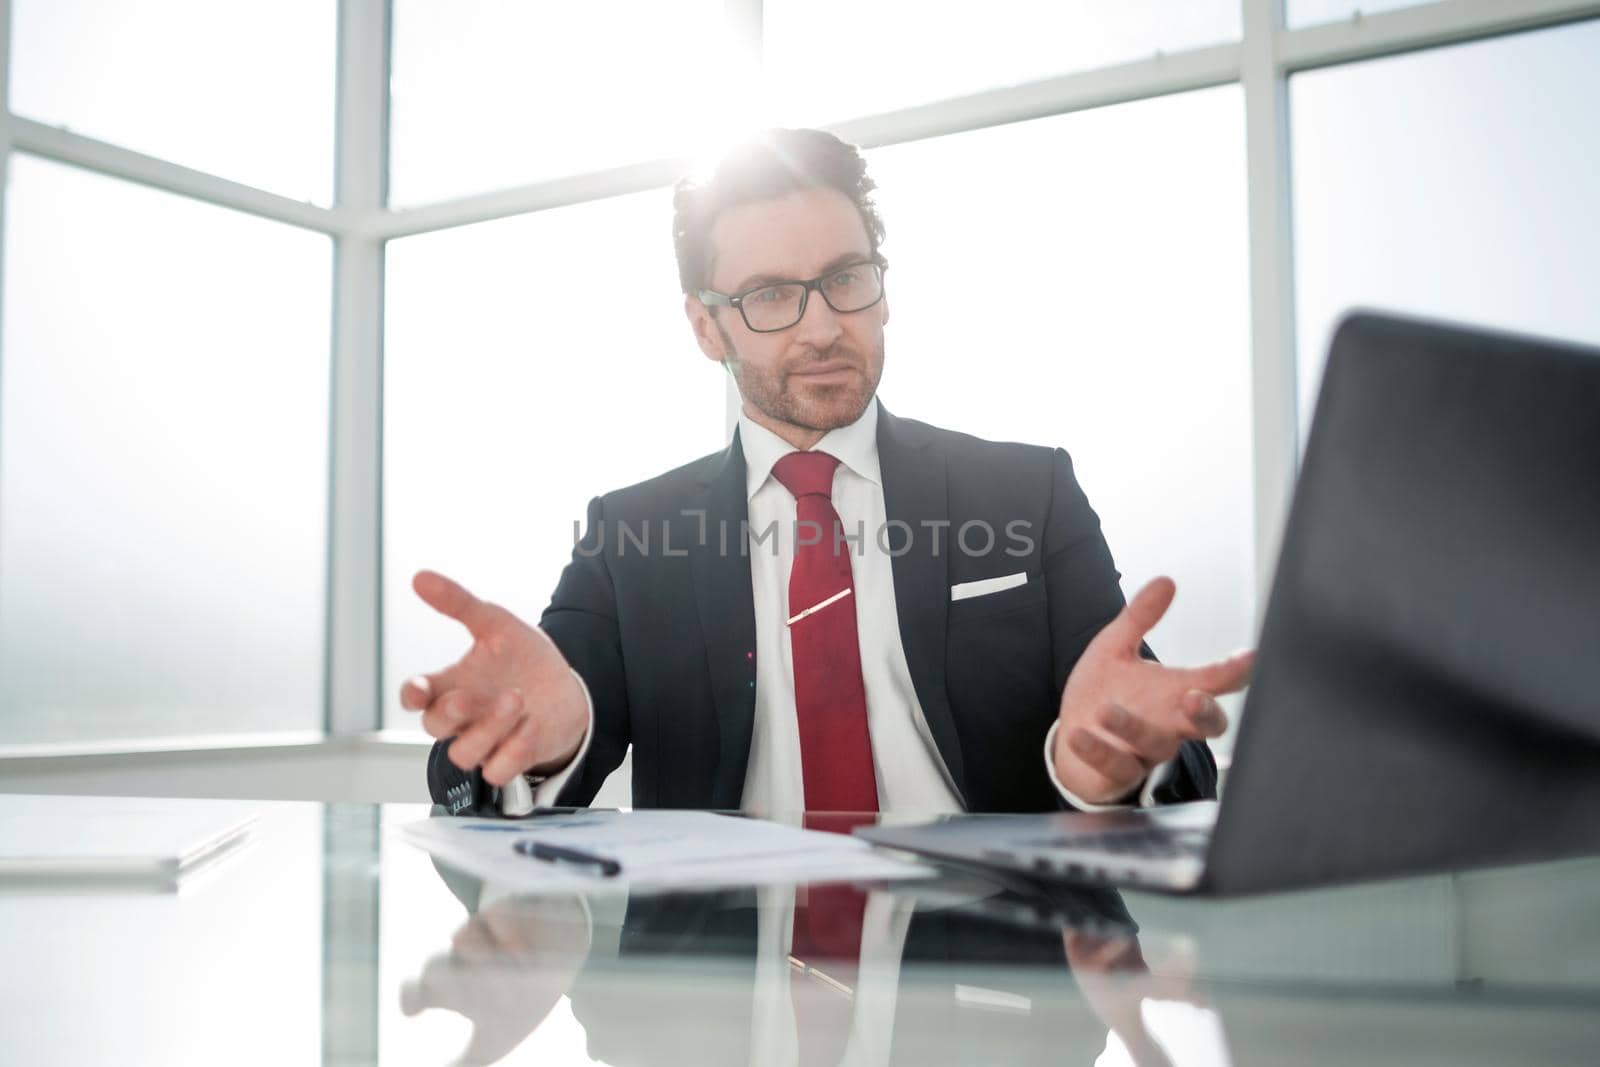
3,796,1598,1066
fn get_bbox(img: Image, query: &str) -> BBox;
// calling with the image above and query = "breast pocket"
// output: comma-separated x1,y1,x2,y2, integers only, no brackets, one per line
945,573,1054,736
947,574,1046,624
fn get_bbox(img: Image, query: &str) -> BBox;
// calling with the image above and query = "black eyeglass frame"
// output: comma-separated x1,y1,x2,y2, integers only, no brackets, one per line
696,255,889,334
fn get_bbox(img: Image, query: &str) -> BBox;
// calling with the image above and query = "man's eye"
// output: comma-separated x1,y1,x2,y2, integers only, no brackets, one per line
828,269,860,287
750,287,786,303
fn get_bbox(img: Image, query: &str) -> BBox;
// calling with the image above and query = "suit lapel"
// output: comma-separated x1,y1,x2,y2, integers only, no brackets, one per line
878,406,968,804
688,431,759,809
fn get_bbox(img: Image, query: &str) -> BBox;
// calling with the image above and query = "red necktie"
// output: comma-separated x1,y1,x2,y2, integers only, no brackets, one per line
790,813,876,1066
773,451,876,1064
771,450,879,816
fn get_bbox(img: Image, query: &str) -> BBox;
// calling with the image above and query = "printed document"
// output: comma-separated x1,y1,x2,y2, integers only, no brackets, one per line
401,810,929,892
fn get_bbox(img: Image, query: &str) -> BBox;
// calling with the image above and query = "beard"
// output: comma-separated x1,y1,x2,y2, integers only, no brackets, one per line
718,322,885,435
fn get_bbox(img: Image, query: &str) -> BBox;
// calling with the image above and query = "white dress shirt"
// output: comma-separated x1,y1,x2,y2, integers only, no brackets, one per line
527,397,1168,813
738,399,1168,814
737,399,964,816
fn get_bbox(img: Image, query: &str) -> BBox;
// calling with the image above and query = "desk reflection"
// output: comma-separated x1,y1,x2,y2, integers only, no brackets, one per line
401,859,1228,1067
401,893,592,1064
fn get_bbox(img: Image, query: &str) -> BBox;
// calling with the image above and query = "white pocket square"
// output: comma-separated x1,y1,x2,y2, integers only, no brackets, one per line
950,572,1029,602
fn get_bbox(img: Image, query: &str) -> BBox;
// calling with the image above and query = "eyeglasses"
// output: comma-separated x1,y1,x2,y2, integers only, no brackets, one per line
698,257,887,333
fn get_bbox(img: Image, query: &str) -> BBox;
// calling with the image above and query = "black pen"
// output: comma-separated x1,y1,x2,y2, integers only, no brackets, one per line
513,837,623,877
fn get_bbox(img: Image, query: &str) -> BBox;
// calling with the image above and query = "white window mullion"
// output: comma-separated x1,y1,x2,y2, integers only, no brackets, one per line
7,118,345,234
723,0,765,440
326,0,390,736
1242,0,1299,631
0,0,13,390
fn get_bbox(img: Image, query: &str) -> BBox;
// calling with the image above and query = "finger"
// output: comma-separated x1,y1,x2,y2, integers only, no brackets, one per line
399,675,433,711
1080,934,1146,974
447,691,525,771
398,977,427,1017
1180,690,1230,738
420,688,500,740
1094,577,1177,656
481,712,538,787
1182,648,1255,695
1064,931,1133,973
461,1017,539,1067
400,956,474,1014
1063,931,1134,972
413,569,500,639
1096,705,1182,765
1066,727,1148,795
403,668,472,715
406,954,479,1014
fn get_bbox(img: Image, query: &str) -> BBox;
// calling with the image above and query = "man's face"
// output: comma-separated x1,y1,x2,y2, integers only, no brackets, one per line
686,187,888,443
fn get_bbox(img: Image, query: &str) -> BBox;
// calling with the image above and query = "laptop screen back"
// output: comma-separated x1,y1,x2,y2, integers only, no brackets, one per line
1207,312,1600,892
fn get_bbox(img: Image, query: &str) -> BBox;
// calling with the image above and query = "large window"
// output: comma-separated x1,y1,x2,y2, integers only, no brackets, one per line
382,192,726,728
765,0,1240,126
869,88,1255,677
387,0,740,206
10,0,336,203
1291,19,1600,427
3,3,1594,753
0,157,331,746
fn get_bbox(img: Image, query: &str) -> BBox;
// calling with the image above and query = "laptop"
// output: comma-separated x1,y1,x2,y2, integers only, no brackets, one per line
0,794,257,890
862,311,1600,894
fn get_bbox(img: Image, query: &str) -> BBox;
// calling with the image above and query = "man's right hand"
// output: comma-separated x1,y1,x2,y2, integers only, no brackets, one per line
400,570,588,787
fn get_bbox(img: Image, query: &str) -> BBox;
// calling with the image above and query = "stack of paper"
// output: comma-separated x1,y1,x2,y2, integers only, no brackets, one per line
401,810,929,892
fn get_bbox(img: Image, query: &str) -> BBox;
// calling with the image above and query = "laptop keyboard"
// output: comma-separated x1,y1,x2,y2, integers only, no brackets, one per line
1013,828,1210,860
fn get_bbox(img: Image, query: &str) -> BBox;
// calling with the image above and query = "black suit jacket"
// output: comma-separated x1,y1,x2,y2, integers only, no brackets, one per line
435,405,1216,811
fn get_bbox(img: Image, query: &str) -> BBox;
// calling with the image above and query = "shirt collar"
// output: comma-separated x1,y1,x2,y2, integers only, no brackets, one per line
738,396,882,500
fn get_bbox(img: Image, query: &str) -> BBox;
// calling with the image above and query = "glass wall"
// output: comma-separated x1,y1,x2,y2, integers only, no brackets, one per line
0,157,331,745
3,3,1593,749
868,87,1255,675
10,0,336,203
765,0,1240,125
1291,20,1600,429
387,0,743,206
382,191,725,727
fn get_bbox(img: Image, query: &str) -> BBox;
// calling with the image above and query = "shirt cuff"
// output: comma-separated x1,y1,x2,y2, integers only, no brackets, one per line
1043,719,1175,812
499,670,595,815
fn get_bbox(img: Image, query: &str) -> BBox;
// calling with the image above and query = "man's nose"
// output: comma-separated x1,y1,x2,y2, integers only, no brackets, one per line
793,289,844,347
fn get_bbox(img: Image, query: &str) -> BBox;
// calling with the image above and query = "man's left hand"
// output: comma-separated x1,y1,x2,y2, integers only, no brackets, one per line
1053,576,1254,805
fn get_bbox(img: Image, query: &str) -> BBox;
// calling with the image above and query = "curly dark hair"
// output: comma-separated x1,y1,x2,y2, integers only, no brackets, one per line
671,128,886,295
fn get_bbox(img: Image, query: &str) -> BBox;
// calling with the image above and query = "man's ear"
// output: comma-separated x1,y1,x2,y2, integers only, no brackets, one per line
685,294,728,364
879,290,890,328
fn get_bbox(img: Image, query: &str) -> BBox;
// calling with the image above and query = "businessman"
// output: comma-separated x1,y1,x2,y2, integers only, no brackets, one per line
402,129,1252,814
